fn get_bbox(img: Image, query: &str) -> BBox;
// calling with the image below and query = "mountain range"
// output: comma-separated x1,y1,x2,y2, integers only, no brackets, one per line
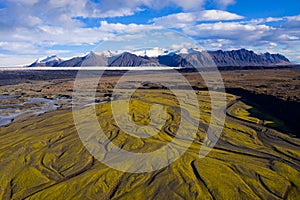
28,48,291,68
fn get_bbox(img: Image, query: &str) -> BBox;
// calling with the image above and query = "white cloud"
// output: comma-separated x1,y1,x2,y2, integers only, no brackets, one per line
8,0,39,5
171,42,198,50
184,22,273,41
1,0,300,64
198,39,233,49
199,10,243,21
93,0,233,11
265,17,284,23
44,49,71,55
0,0,211,52
152,13,196,28
278,48,300,63
213,0,236,8
269,42,277,48
105,0,206,11
0,54,35,67
250,17,284,24
181,21,299,57
92,8,136,18
99,21,157,33
152,10,244,28
0,0,238,31
286,14,300,21
166,0,205,11
278,34,299,40
0,41,38,54
0,20,160,62
249,14,300,25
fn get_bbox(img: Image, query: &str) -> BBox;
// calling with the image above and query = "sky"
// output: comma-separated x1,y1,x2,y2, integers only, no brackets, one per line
0,0,300,66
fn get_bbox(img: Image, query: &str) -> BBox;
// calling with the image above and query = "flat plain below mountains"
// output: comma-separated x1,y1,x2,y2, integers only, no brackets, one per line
0,68,299,200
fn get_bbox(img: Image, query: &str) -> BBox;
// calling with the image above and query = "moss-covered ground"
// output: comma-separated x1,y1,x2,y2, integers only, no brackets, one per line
0,89,299,200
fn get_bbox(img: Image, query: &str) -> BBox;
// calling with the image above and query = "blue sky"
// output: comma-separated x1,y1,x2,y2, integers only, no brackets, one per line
0,0,299,66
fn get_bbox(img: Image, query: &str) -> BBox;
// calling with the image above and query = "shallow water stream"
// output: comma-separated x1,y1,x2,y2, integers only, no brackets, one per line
0,95,71,126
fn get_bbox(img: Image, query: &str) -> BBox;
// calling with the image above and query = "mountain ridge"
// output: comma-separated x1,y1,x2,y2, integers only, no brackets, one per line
28,48,291,68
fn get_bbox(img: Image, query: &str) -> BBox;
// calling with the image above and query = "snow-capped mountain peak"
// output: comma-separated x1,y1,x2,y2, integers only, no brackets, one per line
29,55,64,67
129,47,169,57
41,55,61,63
34,55,62,64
